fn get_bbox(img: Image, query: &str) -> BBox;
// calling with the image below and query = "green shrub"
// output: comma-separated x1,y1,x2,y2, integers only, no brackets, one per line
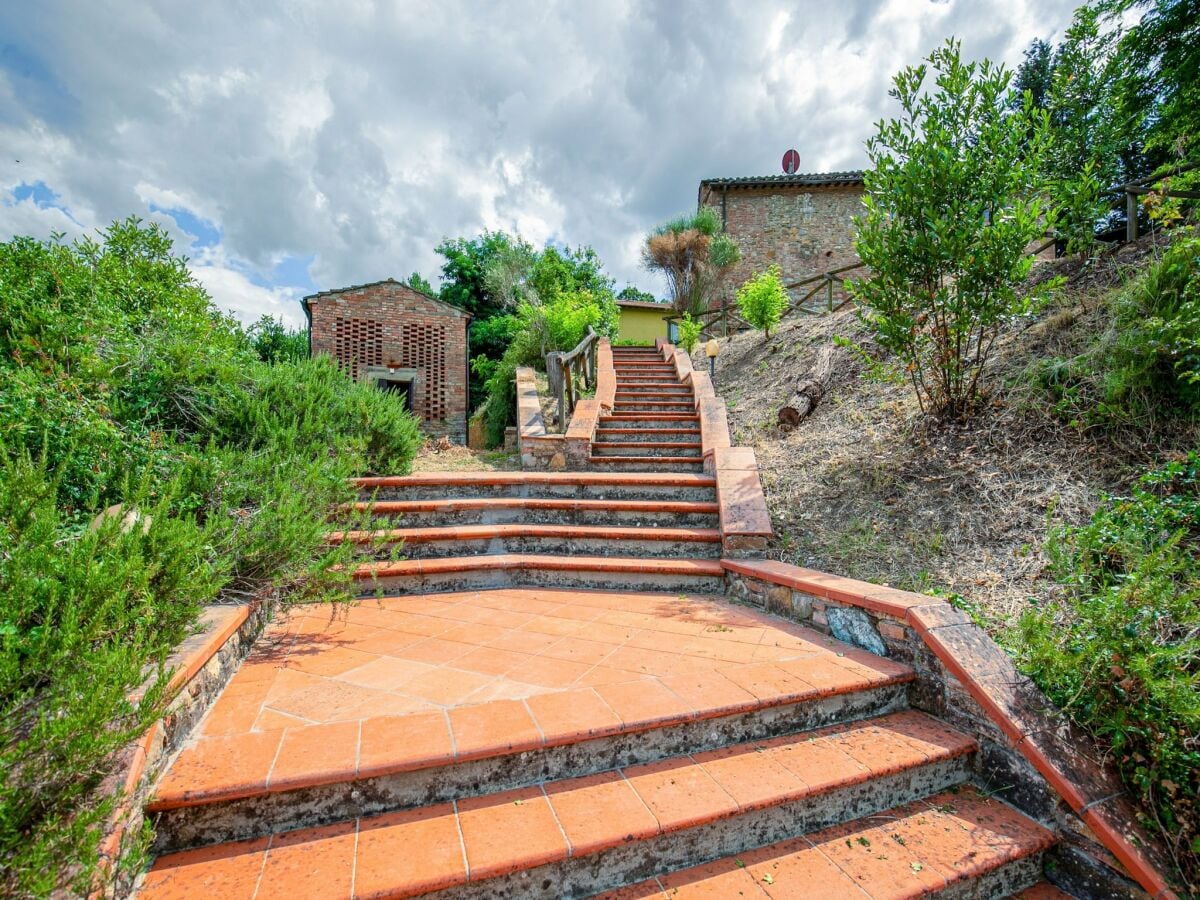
1007,454,1200,882
850,39,1051,417
0,219,420,895
1109,234,1200,414
678,314,703,352
736,266,788,339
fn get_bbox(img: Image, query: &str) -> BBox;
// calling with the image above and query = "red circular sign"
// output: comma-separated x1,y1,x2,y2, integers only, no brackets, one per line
782,149,800,175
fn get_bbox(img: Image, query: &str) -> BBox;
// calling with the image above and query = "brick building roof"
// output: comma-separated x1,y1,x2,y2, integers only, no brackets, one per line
301,278,470,319
699,171,865,190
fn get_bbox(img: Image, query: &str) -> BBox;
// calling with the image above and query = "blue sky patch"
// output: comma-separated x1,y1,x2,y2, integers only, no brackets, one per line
149,203,222,250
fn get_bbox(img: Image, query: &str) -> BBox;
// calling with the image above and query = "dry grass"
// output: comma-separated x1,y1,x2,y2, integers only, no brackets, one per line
410,438,520,473
702,235,1198,625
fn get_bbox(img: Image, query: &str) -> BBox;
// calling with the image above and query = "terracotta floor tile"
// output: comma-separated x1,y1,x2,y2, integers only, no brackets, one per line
267,679,401,724
256,821,356,899
358,711,455,777
354,803,466,898
758,731,869,792
140,837,269,899
738,836,870,899
285,645,379,677
658,671,758,716
594,679,694,728
436,621,513,646
812,816,948,898
718,662,816,704
591,879,669,899
522,615,590,637
539,636,619,666
377,614,453,638
506,653,593,688
448,698,543,759
656,857,768,898
253,709,313,732
452,645,531,676
460,677,552,703
344,626,426,656
338,691,439,721
393,637,476,665
485,628,563,655
773,656,869,697
545,771,660,856
338,656,436,691
527,688,624,744
457,786,570,879
600,646,684,678
198,681,272,737
397,666,496,706
153,730,283,806
692,742,808,811
623,757,739,831
822,721,933,778
267,721,360,791
573,665,648,688
880,709,976,760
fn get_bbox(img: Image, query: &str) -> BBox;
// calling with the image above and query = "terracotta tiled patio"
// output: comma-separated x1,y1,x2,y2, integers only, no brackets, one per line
151,587,912,810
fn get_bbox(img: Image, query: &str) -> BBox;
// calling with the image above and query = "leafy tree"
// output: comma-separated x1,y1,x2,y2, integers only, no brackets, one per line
617,285,659,304
435,231,522,320
735,266,788,339
404,271,435,296
643,206,740,315
1012,38,1054,111
248,315,308,363
1109,0,1200,161
1042,5,1131,254
850,39,1052,418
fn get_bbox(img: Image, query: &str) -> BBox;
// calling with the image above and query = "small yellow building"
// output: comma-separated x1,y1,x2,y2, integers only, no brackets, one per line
616,299,672,344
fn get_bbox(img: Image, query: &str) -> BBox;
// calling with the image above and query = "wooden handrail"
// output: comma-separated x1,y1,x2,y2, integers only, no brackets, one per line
548,327,598,432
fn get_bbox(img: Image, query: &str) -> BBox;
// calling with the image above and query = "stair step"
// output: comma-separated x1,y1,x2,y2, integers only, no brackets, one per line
591,441,703,458
143,712,966,896
351,553,725,593
595,428,702,441
601,414,700,425
354,471,716,502
333,524,723,559
595,785,1055,900
614,391,693,400
347,497,719,527
590,455,704,467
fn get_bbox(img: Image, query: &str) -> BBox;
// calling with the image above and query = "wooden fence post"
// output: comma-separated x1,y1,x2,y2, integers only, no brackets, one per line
1126,190,1138,242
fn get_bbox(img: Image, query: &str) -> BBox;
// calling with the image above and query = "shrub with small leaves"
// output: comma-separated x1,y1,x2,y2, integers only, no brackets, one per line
736,266,788,339
678,314,703,352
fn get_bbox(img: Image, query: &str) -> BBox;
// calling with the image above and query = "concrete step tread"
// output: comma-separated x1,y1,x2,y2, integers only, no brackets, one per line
595,428,702,436
601,414,700,422
348,498,718,515
352,554,727,580
141,712,973,897
591,441,703,450
330,524,723,544
589,456,706,465
591,785,1056,899
355,472,715,490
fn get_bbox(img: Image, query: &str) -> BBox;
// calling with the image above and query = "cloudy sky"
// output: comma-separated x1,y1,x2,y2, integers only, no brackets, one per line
0,0,1078,327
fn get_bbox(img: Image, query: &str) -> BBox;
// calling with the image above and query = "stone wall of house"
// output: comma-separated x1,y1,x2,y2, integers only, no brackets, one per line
308,281,469,442
701,184,864,303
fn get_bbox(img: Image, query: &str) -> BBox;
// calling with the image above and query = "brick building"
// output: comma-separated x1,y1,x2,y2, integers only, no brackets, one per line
302,279,470,442
697,171,865,300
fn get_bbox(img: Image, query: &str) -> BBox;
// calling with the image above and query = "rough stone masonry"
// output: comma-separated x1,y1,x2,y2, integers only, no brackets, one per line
698,171,865,303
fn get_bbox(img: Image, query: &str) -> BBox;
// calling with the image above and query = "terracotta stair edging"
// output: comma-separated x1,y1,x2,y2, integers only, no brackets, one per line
93,601,266,897
720,557,1184,900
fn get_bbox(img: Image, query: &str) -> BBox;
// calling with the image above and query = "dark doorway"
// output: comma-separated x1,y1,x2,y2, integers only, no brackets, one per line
376,377,415,413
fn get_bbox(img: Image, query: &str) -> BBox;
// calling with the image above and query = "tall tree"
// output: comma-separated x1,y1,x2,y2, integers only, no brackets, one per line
642,207,740,315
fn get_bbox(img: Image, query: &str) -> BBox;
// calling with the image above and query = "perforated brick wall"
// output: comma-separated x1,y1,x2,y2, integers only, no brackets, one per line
307,281,469,442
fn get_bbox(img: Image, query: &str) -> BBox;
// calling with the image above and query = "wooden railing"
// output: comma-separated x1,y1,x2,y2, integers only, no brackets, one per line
1112,159,1200,241
546,327,598,433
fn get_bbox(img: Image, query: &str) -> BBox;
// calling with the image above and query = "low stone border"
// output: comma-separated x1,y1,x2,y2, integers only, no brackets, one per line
95,600,271,897
722,558,1182,900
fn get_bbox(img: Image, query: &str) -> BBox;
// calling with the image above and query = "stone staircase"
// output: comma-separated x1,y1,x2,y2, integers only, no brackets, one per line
591,346,703,472
135,343,1074,899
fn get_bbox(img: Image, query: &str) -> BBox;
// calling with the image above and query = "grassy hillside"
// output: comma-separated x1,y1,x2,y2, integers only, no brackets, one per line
702,229,1200,886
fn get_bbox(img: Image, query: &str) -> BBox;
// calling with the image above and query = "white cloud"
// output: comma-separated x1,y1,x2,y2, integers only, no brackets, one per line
0,0,1081,318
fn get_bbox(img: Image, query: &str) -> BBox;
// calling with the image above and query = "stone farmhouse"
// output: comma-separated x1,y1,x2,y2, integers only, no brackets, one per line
698,171,865,300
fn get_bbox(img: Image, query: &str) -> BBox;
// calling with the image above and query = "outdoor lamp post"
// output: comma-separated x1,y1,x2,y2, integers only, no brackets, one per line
705,339,720,377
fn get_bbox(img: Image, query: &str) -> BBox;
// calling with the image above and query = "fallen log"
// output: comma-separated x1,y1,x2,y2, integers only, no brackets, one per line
777,346,833,429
